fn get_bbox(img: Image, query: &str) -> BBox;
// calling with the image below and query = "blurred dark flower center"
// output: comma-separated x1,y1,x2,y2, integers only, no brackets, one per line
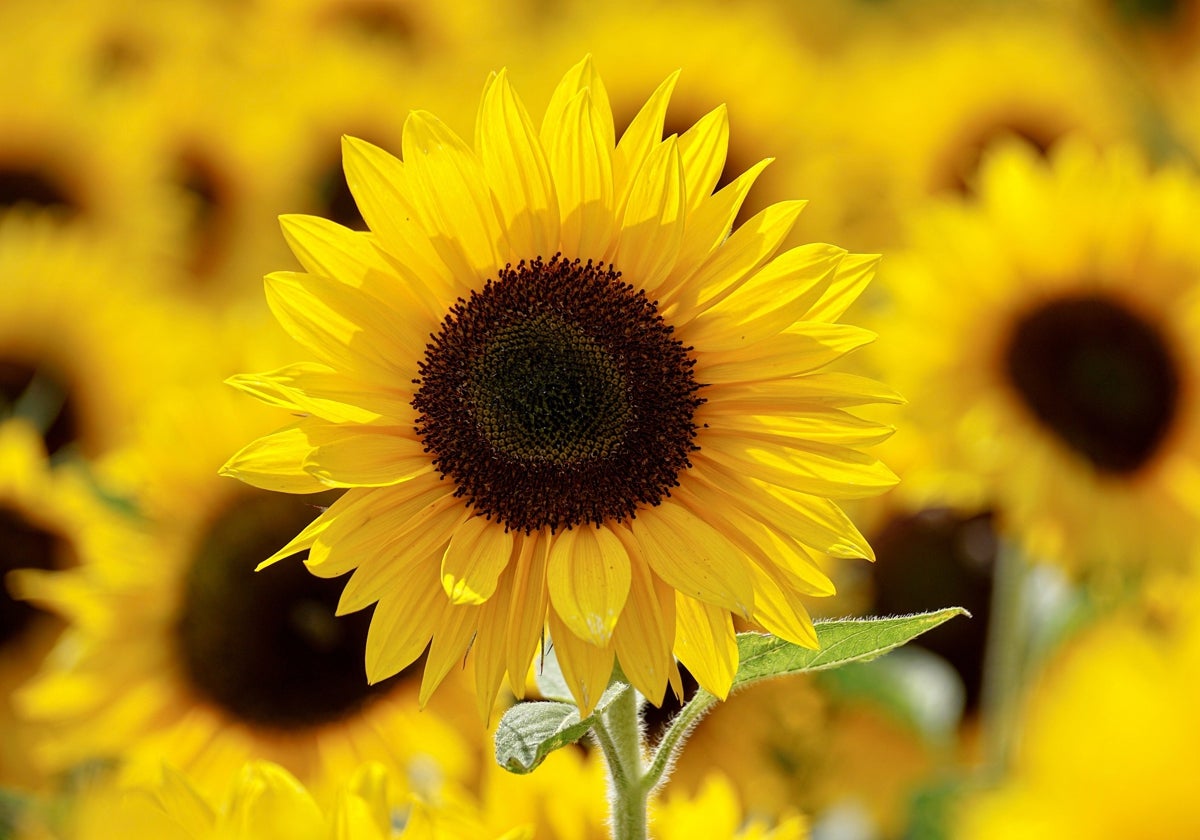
0,506,68,649
175,489,398,730
0,165,80,215
1004,293,1180,474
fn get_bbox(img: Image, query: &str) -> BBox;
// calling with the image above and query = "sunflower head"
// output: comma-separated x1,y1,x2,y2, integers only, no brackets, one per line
224,57,897,716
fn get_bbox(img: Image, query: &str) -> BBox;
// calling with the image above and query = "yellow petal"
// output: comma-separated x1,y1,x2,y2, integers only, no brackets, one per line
685,465,874,561
441,515,516,605
615,136,686,291
700,432,899,499
700,373,904,411
540,55,614,152
420,600,480,706
365,573,442,683
673,480,838,597
660,199,806,320
804,253,880,323
279,213,390,287
479,69,560,259
506,532,551,697
613,70,679,215
693,323,877,384
610,531,676,706
263,271,424,384
544,88,615,261
673,594,737,699
677,105,729,214
474,564,515,719
631,504,754,615
548,608,614,717
546,525,631,646
226,363,413,425
682,243,846,351
338,495,467,614
401,110,504,282
307,477,449,577
340,136,461,306
746,560,820,649
303,427,431,488
661,158,773,296
220,424,330,495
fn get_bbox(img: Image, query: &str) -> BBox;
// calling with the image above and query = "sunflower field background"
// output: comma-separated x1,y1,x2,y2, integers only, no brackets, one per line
3,0,1200,837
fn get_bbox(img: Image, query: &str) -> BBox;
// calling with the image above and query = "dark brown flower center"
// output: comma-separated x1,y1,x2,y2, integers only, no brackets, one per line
0,164,80,215
0,506,72,649
0,361,79,458
413,256,703,533
1004,293,1180,475
175,490,399,730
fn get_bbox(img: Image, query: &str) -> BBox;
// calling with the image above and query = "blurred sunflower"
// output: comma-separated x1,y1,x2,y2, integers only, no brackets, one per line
0,420,115,789
14,373,476,804
654,772,808,840
956,577,1200,839
815,11,1141,249
0,215,179,459
0,16,182,256
880,140,1200,572
38,760,525,840
248,0,539,70
223,58,897,716
663,674,933,837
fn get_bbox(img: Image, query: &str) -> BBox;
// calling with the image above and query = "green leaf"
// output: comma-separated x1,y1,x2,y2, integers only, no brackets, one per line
494,682,627,774
734,608,970,690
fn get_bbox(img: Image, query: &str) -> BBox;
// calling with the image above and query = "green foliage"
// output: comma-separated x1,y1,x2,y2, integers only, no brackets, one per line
494,609,969,776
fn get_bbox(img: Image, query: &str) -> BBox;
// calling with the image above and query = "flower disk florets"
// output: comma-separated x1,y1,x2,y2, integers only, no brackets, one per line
413,255,704,534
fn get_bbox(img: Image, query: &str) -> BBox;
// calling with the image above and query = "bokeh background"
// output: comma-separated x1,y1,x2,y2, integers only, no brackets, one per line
3,0,1200,836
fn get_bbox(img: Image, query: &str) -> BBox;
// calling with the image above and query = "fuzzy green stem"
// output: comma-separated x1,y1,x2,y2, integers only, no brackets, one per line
644,688,718,794
592,685,649,840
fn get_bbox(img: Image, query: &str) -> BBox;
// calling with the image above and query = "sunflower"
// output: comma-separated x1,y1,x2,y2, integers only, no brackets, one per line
0,8,183,256
39,760,515,840
956,577,1200,840
810,10,1142,250
879,139,1200,573
0,419,118,789
0,214,181,460
223,58,897,716
15,363,477,804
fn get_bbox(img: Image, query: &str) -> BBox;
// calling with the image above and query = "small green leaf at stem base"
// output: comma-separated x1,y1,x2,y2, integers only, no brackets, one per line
494,683,626,774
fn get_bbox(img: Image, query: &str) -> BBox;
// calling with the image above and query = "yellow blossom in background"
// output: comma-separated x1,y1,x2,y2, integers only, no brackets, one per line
957,579,1200,839
12,359,477,804
807,10,1142,251
223,56,897,717
0,216,185,460
29,760,531,840
876,140,1200,573
0,419,132,790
